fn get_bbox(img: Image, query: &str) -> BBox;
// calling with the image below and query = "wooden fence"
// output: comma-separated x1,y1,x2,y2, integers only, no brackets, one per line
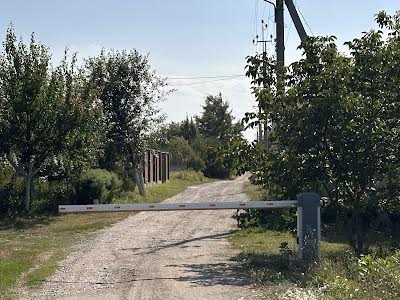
143,149,170,185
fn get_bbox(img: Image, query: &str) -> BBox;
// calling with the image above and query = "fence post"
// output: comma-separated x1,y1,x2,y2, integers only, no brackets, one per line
297,192,320,261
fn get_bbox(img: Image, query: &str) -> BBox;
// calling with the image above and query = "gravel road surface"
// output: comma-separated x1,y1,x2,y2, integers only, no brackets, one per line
26,175,261,300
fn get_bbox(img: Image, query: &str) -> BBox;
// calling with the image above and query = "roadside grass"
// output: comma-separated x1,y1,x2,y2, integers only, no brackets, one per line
243,181,265,201
228,227,351,299
0,170,210,299
114,170,211,204
0,212,133,300
231,182,400,300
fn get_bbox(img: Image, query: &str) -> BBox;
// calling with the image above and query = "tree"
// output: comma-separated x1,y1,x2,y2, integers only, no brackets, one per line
146,117,198,151
0,27,100,211
167,136,196,162
86,49,168,195
196,93,243,142
180,116,198,143
234,11,400,255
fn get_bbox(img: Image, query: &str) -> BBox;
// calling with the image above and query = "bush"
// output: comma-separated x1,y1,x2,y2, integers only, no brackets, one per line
170,170,206,182
0,173,26,217
74,169,122,204
203,148,232,179
234,209,297,231
30,178,73,213
187,156,205,172
317,250,400,300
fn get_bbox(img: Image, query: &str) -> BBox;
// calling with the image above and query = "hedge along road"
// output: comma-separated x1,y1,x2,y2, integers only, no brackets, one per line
24,175,261,300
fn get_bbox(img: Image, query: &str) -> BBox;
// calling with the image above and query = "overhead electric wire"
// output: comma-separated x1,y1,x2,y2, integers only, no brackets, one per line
254,0,259,40
167,74,244,80
266,1,273,53
168,75,245,87
261,0,267,19
285,20,292,46
294,0,314,36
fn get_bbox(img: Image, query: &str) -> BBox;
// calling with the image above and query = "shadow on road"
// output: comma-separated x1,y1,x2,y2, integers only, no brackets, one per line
124,231,235,255
166,262,250,287
45,260,250,288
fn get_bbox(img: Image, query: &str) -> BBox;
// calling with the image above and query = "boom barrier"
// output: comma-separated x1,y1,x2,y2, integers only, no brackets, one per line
59,200,297,213
59,193,320,261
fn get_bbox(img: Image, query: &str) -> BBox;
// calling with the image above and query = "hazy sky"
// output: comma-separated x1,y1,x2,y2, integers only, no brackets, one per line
0,1,398,139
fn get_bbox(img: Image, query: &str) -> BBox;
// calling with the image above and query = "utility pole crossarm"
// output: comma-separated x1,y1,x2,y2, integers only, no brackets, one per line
284,0,308,42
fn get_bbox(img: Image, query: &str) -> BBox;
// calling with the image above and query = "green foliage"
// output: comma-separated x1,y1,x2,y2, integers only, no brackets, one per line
0,176,24,216
30,179,73,213
168,136,193,161
195,94,243,178
0,26,101,211
316,251,400,300
86,49,168,172
203,147,232,179
196,93,243,142
229,227,400,300
0,259,32,291
113,170,209,204
74,169,122,204
147,118,204,171
230,11,400,255
166,136,204,171
169,170,207,182
234,209,297,231
148,94,242,178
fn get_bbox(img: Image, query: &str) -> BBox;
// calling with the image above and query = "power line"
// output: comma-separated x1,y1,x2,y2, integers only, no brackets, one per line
168,75,245,87
261,0,267,19
285,20,293,46
294,0,314,36
255,0,259,40
167,74,244,80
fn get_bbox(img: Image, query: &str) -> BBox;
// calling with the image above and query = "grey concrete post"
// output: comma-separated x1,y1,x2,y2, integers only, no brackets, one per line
297,193,320,261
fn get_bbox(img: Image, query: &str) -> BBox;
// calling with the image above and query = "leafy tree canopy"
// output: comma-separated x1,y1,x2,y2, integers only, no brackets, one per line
227,11,400,255
0,27,100,210
196,93,243,143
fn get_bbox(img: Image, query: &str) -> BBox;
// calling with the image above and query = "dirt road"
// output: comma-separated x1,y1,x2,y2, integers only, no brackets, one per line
27,176,261,300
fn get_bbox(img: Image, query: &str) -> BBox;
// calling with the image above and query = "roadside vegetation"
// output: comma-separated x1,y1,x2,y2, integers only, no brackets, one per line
0,22,239,298
226,11,400,300
147,93,244,179
0,26,242,219
114,171,210,204
0,170,210,299
231,183,400,300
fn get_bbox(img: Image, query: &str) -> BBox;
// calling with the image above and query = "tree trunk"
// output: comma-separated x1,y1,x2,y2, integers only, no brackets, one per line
134,167,146,196
347,206,370,256
24,173,32,211
23,167,39,212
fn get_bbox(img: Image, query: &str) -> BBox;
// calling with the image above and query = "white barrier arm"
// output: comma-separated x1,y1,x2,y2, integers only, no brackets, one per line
59,200,297,213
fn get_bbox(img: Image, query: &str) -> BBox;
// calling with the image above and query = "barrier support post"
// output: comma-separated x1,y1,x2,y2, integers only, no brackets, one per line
297,192,320,261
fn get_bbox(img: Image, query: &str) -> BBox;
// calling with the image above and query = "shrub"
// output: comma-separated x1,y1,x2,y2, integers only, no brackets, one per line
234,209,296,231
0,174,26,217
319,251,400,300
170,170,206,182
187,156,205,172
203,148,232,179
30,178,73,213
74,169,122,204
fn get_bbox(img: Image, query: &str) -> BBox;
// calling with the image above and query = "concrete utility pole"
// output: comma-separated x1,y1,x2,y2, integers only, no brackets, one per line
275,0,285,69
261,0,308,148
274,0,308,70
